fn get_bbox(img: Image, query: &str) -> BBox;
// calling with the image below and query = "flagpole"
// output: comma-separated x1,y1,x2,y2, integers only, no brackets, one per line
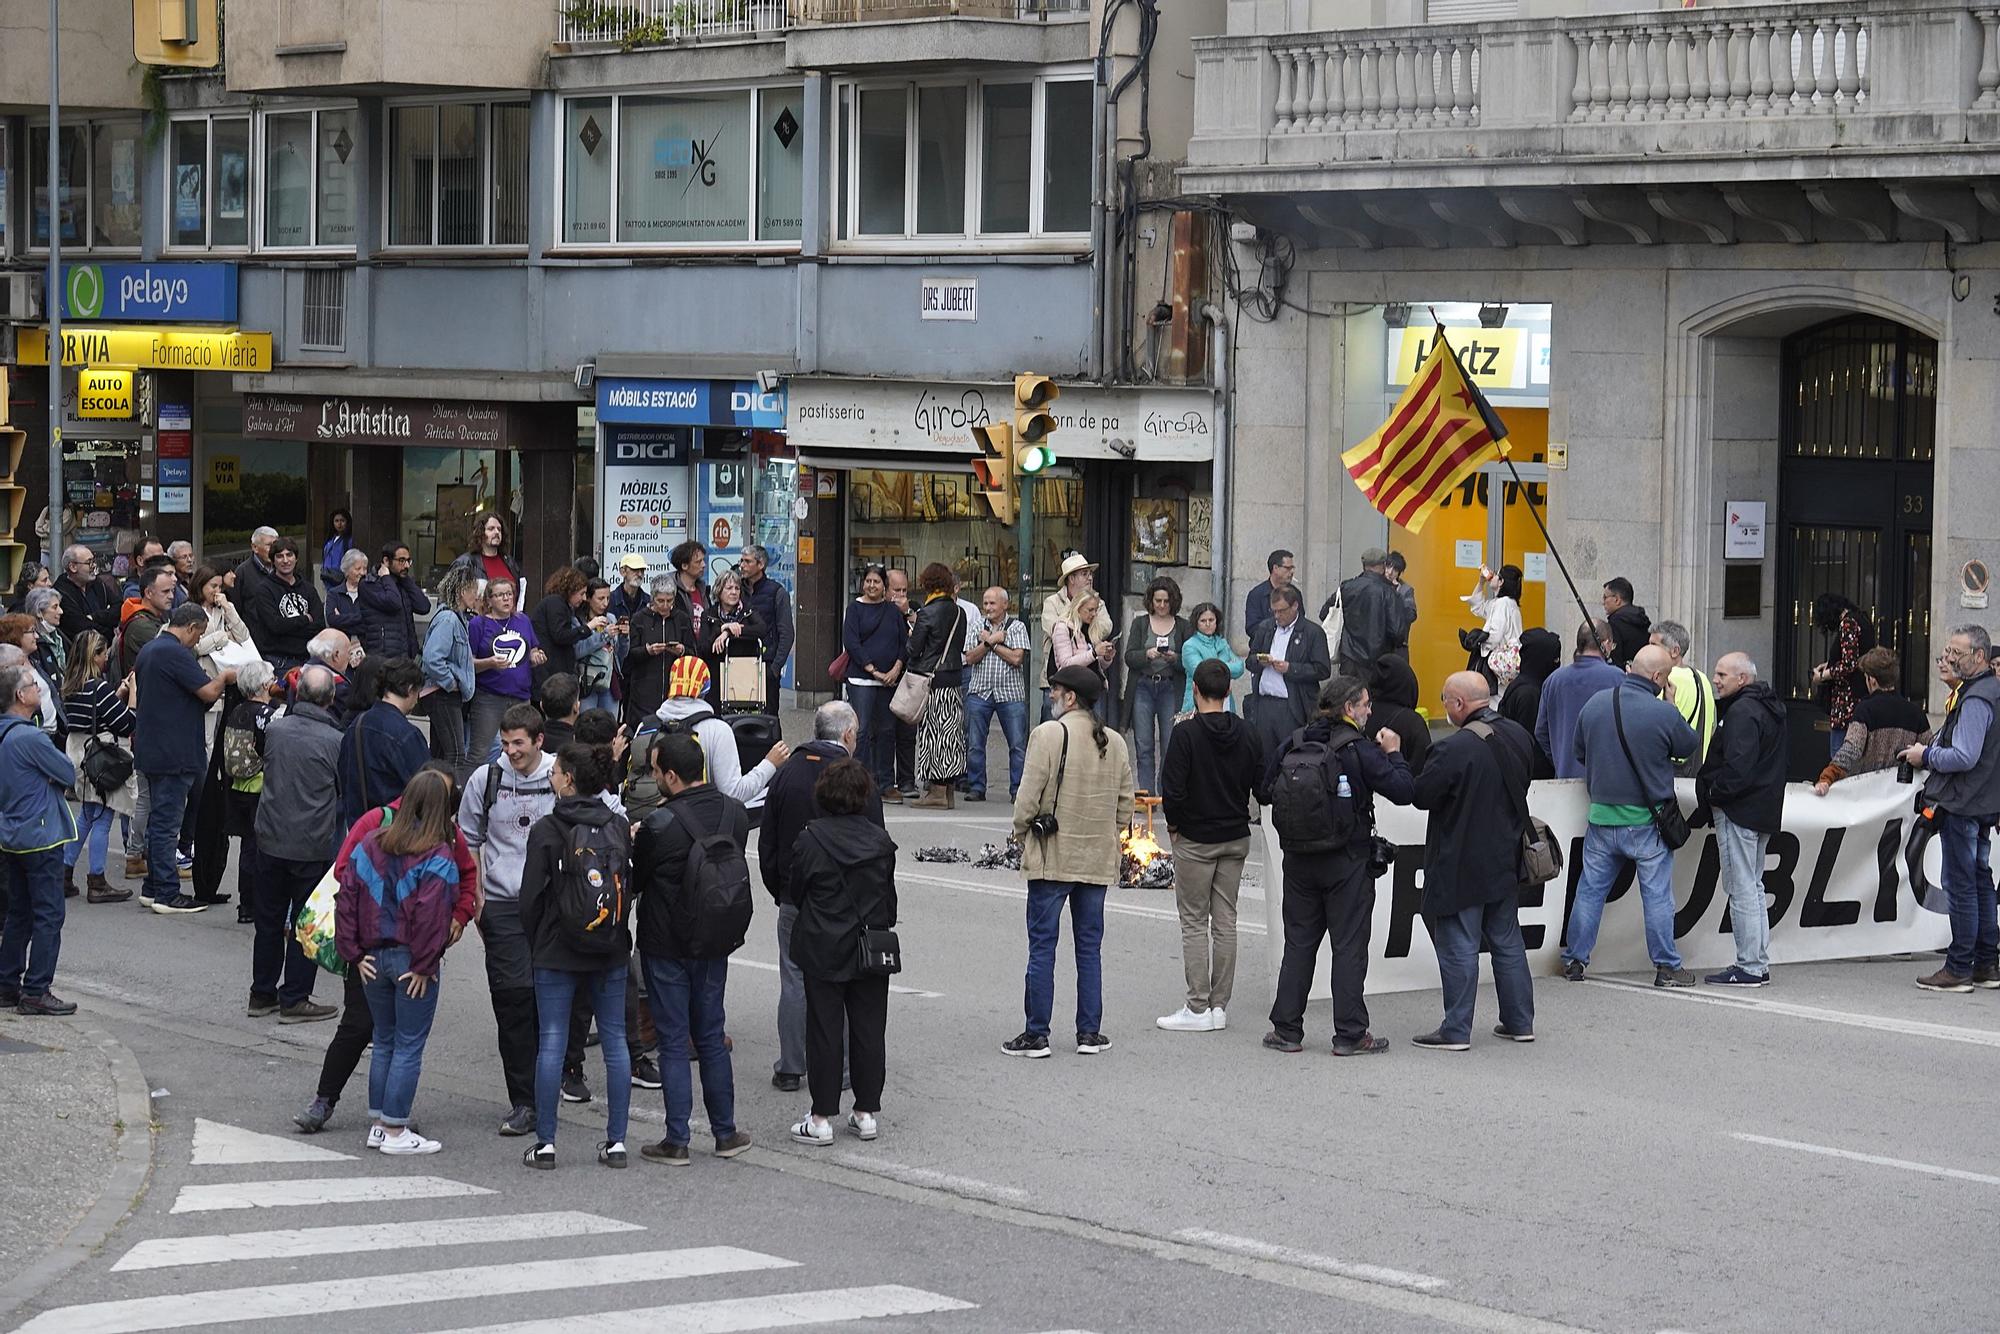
1428,317,1611,661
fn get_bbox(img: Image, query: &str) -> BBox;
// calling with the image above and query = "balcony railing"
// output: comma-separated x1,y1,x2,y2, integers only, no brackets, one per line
556,0,790,45
790,0,1086,20
1191,2,2000,171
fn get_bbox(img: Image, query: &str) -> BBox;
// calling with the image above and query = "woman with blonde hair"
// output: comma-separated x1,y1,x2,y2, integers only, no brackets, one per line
60,630,135,903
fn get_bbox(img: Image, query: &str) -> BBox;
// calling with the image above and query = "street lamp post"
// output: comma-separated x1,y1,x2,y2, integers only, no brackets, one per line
45,0,63,567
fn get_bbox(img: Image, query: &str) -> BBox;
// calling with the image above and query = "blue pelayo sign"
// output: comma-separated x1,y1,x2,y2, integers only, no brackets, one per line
62,263,239,323
595,377,785,429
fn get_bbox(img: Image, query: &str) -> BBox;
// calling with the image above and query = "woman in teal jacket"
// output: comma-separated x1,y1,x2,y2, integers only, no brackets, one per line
1179,602,1244,713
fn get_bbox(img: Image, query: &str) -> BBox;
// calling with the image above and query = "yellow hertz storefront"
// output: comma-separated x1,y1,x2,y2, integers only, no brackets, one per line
18,325,272,568
1351,303,1554,695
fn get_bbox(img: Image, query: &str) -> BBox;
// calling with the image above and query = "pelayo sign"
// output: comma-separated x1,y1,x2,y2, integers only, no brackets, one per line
244,394,510,447
62,262,238,323
1262,767,1949,996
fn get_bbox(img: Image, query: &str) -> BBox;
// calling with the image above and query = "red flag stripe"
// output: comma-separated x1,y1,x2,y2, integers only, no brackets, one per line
1359,396,1449,503
1389,428,1498,527
1344,356,1448,481
1372,404,1477,514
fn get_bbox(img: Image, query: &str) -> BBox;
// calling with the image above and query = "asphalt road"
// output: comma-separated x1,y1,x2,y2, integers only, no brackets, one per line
3,799,1991,1333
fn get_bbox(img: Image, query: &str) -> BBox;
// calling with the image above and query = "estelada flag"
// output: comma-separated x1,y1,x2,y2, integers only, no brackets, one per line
1342,327,1510,533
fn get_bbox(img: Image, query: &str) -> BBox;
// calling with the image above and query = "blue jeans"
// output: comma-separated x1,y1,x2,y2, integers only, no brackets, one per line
362,944,439,1126
582,688,616,716
643,954,736,1146
0,847,66,998
1828,725,1847,760
141,770,196,902
1130,676,1178,795
1023,880,1107,1038
1939,814,1999,976
1714,811,1771,974
1430,898,1534,1042
1564,822,1682,970
64,803,116,876
533,965,630,1145
848,683,896,791
964,693,1028,798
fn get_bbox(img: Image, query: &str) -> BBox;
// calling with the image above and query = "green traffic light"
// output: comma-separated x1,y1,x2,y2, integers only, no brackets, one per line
1017,443,1052,474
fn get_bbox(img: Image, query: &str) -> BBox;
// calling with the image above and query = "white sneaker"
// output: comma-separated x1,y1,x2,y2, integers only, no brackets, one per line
846,1111,878,1141
790,1116,833,1146
1207,1007,1227,1031
1156,1005,1210,1032
378,1129,442,1156
366,1125,386,1149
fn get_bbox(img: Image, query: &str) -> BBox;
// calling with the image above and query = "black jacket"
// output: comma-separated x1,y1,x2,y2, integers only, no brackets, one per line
621,602,695,721
1334,570,1410,671
1696,680,1788,835
529,593,592,688
904,595,967,687
57,574,116,645
742,573,794,672
1245,615,1332,730
232,554,273,611
1607,603,1652,668
788,814,899,983
1160,709,1263,844
632,783,750,960
248,573,326,668
757,740,886,904
1368,653,1432,776
1412,709,1536,916
519,795,634,972
1500,628,1563,777
1258,716,1415,850
356,572,430,660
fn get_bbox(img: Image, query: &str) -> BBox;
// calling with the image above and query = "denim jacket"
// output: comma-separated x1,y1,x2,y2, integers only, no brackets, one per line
422,608,475,703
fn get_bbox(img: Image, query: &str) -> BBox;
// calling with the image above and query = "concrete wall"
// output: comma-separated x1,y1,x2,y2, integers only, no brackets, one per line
224,0,553,93
0,0,146,111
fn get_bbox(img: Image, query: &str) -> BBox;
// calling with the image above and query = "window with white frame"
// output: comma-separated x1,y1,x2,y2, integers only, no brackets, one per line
28,119,143,250
386,101,530,248
559,85,804,247
836,74,1090,244
167,114,252,250
261,107,360,250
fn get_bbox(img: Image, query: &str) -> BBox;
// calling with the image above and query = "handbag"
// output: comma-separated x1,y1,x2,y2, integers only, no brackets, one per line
80,691,135,796
827,649,850,684
1465,720,1563,884
1611,684,1691,850
860,925,902,976
889,602,965,725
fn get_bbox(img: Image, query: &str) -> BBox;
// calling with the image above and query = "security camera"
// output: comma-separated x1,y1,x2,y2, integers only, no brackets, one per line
574,361,596,391
755,369,782,394
1108,439,1136,460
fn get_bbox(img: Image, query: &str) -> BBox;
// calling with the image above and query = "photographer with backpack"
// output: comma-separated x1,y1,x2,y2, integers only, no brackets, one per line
1258,674,1413,1057
632,731,754,1165
518,742,635,1171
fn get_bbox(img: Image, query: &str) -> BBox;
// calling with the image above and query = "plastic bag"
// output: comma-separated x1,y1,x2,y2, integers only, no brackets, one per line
293,864,347,977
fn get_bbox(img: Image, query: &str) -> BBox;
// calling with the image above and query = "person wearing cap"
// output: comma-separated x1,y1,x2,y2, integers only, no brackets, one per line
652,656,789,809
610,553,651,623
1003,664,1135,1059
1333,548,1413,680
1040,553,1116,720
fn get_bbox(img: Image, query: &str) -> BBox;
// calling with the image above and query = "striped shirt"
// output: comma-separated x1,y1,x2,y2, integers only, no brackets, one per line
62,676,134,739
967,617,1029,703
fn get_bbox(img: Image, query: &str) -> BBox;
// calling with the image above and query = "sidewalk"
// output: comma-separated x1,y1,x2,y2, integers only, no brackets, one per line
0,1011,153,1323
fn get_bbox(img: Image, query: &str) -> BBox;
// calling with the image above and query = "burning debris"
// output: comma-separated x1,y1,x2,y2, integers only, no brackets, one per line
975,840,1024,871
914,846,971,864
1120,819,1175,889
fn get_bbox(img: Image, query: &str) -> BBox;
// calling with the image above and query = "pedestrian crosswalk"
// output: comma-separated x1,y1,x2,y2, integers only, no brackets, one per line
18,1120,985,1334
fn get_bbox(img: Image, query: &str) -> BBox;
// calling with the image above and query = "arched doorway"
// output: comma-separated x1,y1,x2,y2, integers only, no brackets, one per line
1776,316,1937,774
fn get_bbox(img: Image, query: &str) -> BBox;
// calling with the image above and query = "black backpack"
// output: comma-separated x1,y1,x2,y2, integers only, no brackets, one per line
553,814,629,957
1269,725,1362,853
667,799,753,959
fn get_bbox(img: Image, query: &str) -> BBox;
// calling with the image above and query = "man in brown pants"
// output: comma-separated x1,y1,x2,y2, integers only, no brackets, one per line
1156,658,1265,1031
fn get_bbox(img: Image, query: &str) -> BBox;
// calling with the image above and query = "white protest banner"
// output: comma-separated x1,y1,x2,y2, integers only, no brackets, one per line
1262,768,1947,996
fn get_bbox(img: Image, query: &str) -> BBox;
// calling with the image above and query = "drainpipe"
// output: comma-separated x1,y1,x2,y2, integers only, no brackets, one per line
1090,55,1112,382
1203,301,1231,637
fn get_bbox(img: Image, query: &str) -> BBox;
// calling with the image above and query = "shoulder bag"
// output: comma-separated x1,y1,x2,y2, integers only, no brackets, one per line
81,686,135,798
1465,720,1561,884
1611,685,1691,849
889,602,964,725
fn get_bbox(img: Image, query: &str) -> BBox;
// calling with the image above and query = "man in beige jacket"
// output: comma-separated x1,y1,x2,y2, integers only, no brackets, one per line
1004,665,1135,1059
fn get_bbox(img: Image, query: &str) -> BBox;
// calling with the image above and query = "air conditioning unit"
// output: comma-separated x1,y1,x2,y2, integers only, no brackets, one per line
0,274,44,321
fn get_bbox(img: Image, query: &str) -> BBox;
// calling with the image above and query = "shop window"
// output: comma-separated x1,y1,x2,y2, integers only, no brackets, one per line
28,120,141,251
168,115,251,250
846,466,1083,597
386,101,529,249
199,436,309,571
559,85,804,248
839,73,1091,245
401,447,519,588
261,107,359,250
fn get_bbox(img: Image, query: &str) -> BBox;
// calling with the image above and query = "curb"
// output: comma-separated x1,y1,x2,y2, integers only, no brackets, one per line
0,1020,156,1327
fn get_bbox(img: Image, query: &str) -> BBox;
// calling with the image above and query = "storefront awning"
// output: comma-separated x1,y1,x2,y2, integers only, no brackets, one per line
788,377,1216,464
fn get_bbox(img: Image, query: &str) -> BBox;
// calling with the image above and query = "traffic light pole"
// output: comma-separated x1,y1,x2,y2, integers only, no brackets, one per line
1018,475,1036,696
46,0,62,568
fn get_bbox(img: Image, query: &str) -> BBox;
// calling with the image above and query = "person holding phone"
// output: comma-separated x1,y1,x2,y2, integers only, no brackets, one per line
1122,578,1191,796
622,576,693,731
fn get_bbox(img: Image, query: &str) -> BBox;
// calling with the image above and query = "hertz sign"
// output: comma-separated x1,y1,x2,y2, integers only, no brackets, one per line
77,369,134,420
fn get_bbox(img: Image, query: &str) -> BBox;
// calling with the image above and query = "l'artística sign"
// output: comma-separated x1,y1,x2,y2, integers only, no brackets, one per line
244,394,509,447
594,377,785,429
62,263,238,323
600,425,692,573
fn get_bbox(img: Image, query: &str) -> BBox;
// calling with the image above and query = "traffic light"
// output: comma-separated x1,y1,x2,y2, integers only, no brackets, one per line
971,421,1018,525
1013,373,1059,474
